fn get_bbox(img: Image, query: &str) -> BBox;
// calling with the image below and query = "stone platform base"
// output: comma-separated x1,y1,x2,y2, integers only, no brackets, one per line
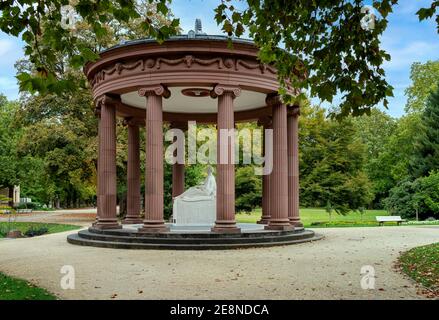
67,223,322,250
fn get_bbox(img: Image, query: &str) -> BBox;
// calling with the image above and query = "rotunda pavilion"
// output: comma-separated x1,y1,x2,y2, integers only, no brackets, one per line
67,23,321,249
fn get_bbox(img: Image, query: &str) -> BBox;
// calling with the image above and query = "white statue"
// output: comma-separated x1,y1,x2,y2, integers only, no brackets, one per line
176,166,216,201
173,166,217,225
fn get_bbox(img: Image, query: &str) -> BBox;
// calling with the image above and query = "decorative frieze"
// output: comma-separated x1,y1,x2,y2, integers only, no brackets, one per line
91,55,277,88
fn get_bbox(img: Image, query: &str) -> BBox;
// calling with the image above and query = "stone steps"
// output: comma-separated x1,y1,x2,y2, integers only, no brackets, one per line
67,228,323,250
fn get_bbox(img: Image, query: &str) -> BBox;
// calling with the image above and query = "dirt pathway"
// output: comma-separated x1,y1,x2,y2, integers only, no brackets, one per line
0,226,438,299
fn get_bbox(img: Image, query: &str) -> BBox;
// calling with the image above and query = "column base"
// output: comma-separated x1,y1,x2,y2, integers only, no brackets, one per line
265,219,294,231
290,218,303,228
138,220,169,233
211,220,241,233
122,217,143,225
257,216,271,225
94,220,122,230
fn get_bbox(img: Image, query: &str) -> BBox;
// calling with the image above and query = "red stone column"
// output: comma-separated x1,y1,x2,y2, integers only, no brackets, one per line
170,122,187,199
265,94,294,231
211,85,241,233
123,119,143,224
93,108,101,226
288,106,303,227
138,85,170,233
257,118,272,225
172,163,185,199
94,95,121,229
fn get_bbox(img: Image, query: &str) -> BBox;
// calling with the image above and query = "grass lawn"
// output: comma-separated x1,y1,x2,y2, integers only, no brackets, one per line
398,242,439,296
236,208,393,227
0,272,56,300
0,222,80,238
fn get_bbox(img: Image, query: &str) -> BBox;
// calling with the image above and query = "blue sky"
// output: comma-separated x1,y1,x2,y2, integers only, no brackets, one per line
0,0,438,117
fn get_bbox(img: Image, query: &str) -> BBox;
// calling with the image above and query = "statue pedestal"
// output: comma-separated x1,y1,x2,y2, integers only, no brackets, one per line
173,197,216,225
172,166,217,225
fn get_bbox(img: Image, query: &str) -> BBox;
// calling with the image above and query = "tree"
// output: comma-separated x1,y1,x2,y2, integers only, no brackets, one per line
299,103,374,214
385,171,439,220
368,113,420,206
409,83,439,178
4,2,180,209
2,0,438,117
352,108,397,206
0,0,180,95
216,0,400,118
0,95,24,207
414,171,439,219
16,91,98,207
384,178,417,219
416,0,439,33
235,166,262,214
405,60,439,113
353,108,397,159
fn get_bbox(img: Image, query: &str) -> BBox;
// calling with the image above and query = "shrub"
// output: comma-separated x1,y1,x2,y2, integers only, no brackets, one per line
413,171,439,219
0,226,8,237
384,179,417,219
385,172,439,220
17,202,41,210
24,226,49,237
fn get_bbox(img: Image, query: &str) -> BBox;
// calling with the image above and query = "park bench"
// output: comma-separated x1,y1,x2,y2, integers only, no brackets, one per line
17,209,33,214
1,209,12,214
376,216,405,226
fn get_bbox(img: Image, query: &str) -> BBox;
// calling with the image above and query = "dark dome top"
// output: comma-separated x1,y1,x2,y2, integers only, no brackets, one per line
101,34,256,54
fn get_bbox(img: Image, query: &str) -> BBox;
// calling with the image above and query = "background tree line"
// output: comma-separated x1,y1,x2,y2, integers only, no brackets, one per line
0,1,438,220
1,59,438,220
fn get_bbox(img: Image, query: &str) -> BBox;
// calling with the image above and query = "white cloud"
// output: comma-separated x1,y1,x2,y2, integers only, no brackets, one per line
395,0,432,16
0,76,19,99
383,41,439,70
0,39,14,57
0,76,17,87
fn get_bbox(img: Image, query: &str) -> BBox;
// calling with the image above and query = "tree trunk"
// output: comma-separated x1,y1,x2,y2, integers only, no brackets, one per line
7,186,14,208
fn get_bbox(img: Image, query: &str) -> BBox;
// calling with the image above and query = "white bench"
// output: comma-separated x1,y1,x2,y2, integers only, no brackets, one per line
17,209,33,214
376,216,405,226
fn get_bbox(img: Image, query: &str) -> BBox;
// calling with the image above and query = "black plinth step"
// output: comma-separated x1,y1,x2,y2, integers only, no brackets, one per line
67,229,323,250
77,229,315,244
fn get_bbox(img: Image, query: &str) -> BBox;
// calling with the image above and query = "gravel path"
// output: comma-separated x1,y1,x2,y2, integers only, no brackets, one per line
0,225,438,300
0,209,97,226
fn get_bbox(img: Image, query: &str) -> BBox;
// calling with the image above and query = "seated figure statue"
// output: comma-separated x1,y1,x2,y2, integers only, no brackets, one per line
173,166,217,225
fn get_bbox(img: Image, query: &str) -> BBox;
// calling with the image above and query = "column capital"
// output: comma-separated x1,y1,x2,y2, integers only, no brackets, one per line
211,84,241,99
95,94,120,109
138,85,171,98
265,93,284,107
287,105,301,117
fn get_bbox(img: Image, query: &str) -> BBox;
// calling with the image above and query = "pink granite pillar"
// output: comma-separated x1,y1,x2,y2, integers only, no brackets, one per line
211,85,241,233
257,118,272,225
95,95,121,229
138,85,170,233
288,106,303,227
172,163,185,199
123,119,143,224
265,94,294,231
93,108,101,226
